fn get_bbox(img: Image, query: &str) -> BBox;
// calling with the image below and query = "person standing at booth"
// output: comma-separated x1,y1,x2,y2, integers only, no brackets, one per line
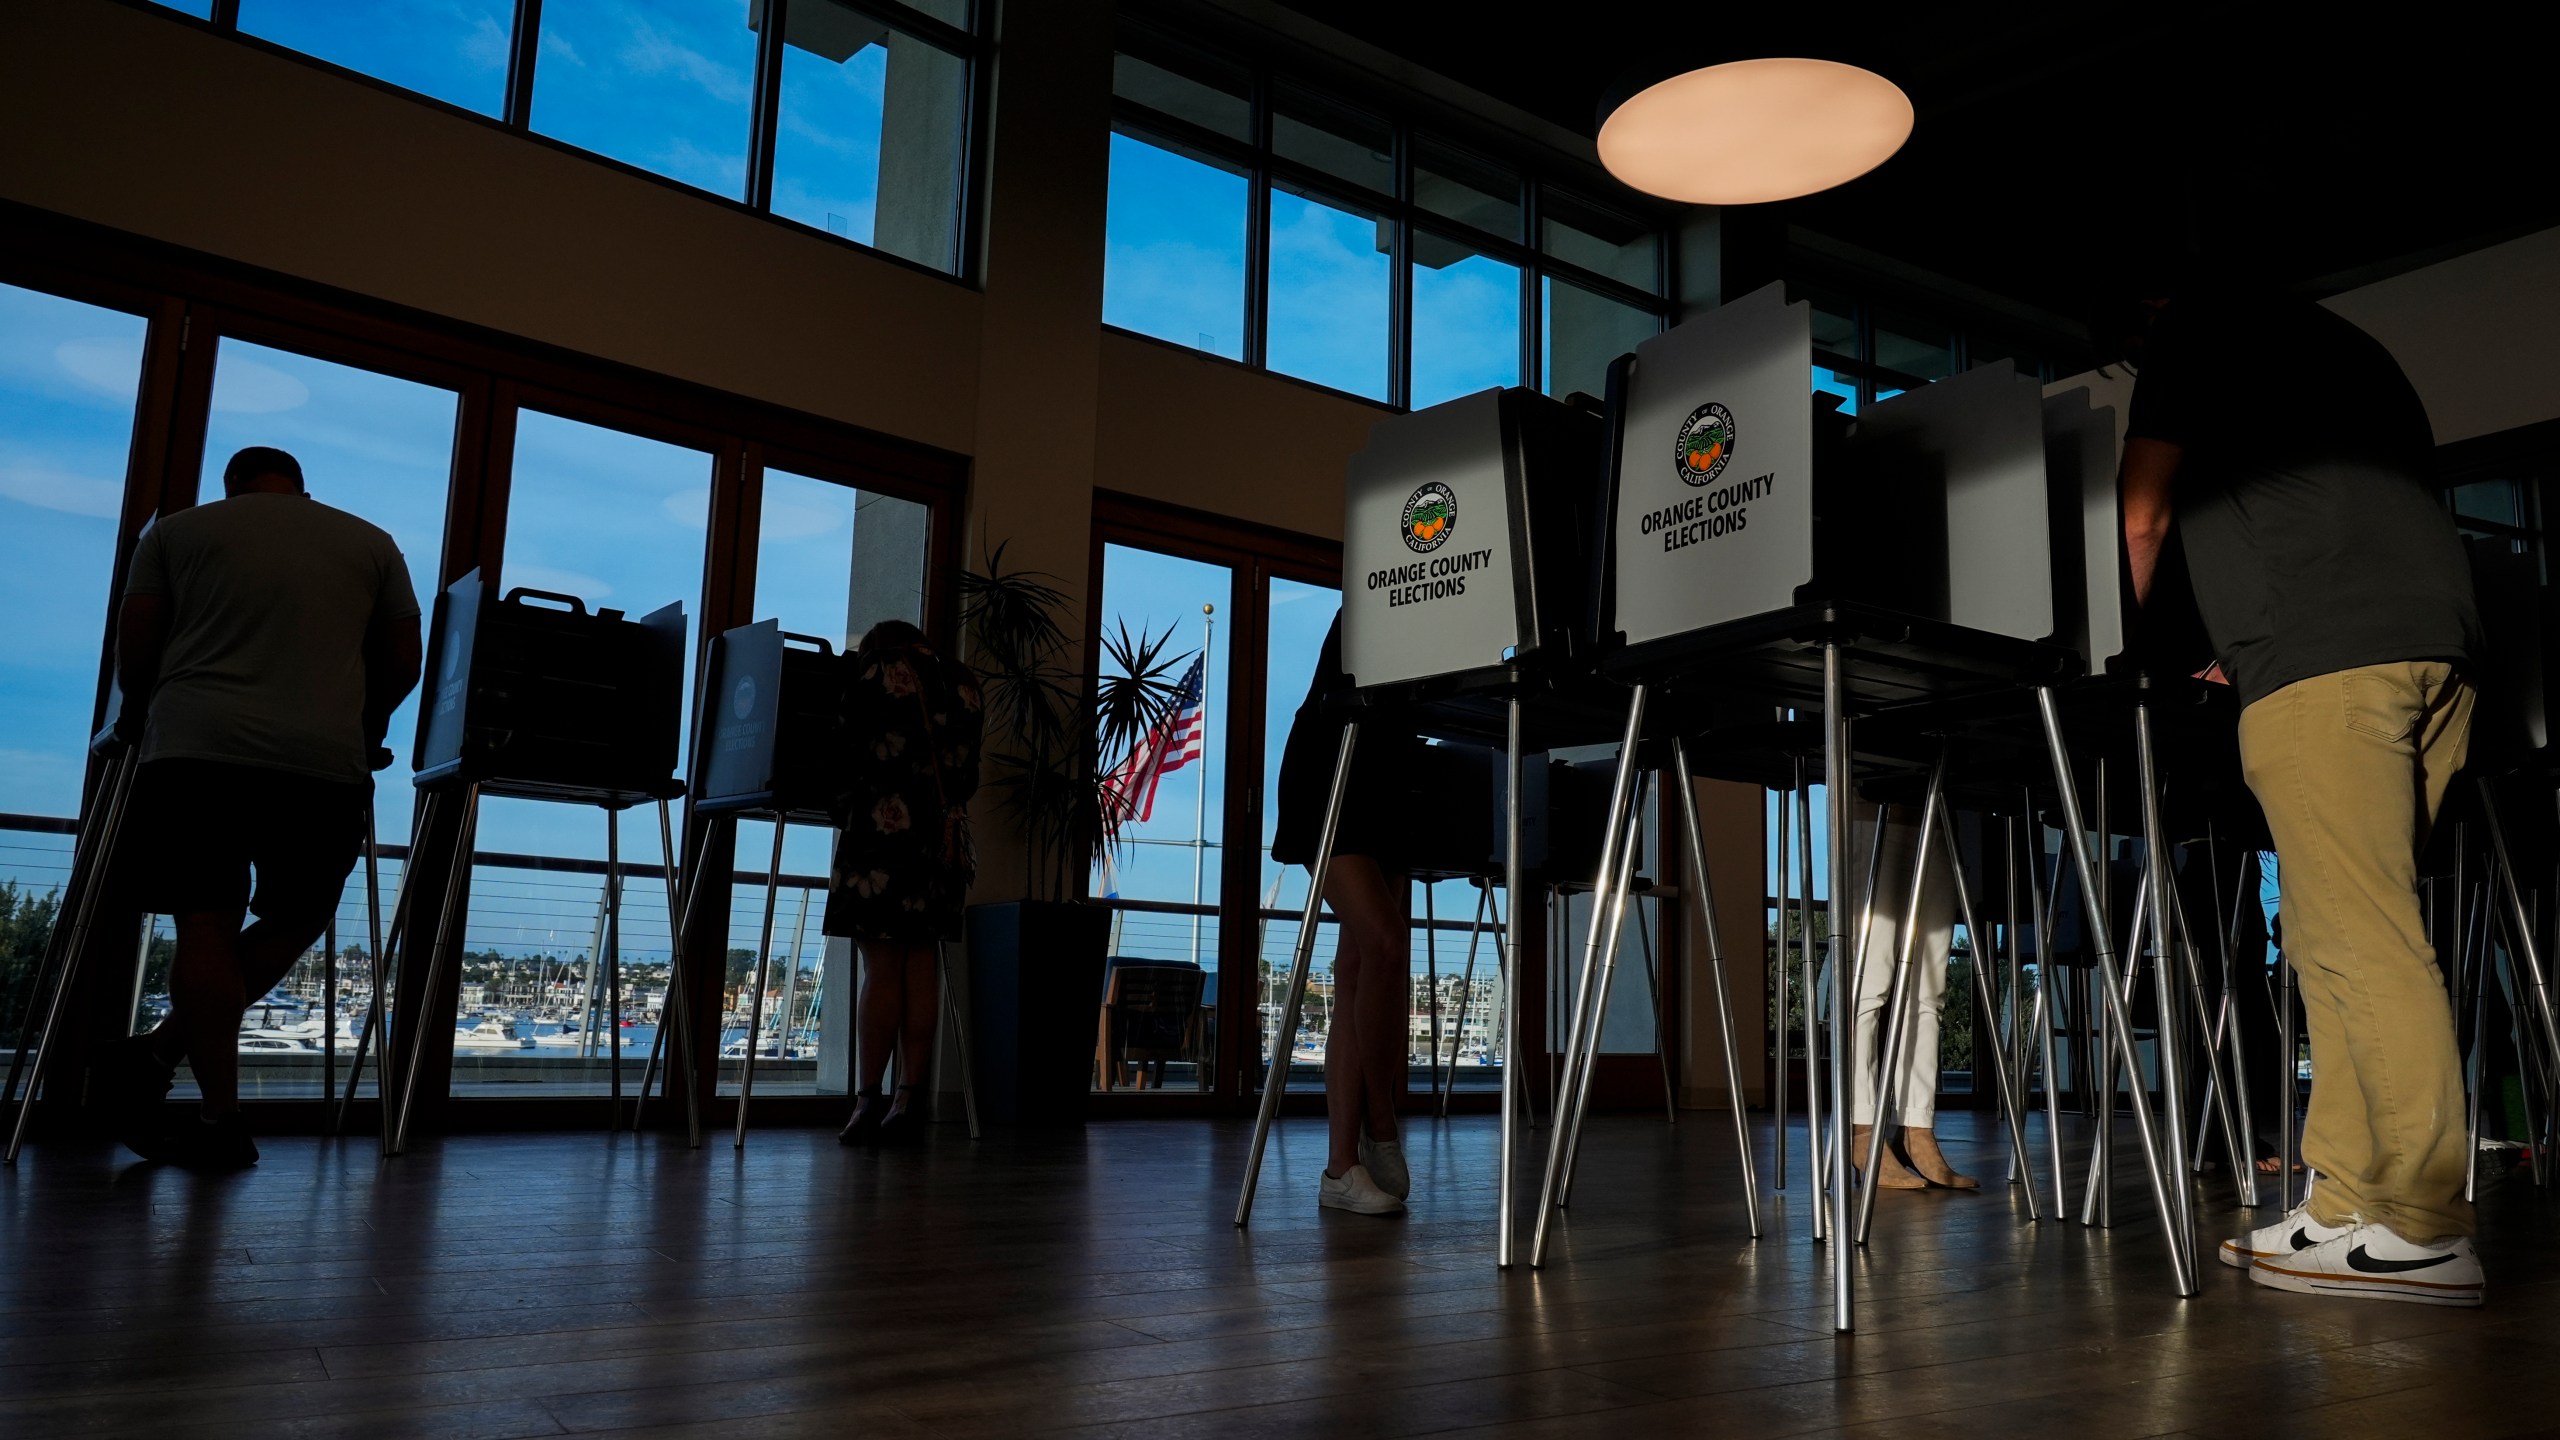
1847,808,1976,1192
2113,278,2485,1304
95,446,422,1169
830,620,982,1147
1272,611,1425,1216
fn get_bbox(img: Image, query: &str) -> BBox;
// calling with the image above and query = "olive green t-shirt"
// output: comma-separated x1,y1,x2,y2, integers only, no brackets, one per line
123,492,420,783
2125,291,2480,708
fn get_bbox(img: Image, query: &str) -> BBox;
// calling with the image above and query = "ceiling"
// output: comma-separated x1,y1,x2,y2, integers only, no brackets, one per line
1270,3,2560,322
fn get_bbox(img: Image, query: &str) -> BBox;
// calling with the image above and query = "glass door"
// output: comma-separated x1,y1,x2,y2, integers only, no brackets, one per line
138,334,461,1101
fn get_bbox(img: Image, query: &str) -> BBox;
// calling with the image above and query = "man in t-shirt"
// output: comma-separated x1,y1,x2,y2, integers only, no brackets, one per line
97,445,422,1168
2115,282,2486,1305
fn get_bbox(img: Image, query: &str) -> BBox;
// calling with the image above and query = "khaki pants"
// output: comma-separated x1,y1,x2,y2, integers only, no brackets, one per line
2238,661,2475,1243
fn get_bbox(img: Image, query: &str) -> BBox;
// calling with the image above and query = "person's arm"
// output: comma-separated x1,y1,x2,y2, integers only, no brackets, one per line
362,608,423,757
113,591,171,741
2121,436,2184,607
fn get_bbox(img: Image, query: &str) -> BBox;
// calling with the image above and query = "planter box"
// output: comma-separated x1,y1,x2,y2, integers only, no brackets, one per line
965,899,1111,1125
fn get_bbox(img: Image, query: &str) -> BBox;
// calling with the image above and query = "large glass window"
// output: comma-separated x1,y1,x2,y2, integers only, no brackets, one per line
769,5,969,272
1265,185,1391,402
1090,543,1232,1092
0,284,149,1066
531,0,758,199
1103,133,1249,362
1104,39,1672,409
1542,276,1659,400
452,411,710,1096
134,338,462,1101
236,0,515,117
722,468,932,1097
1410,233,1521,408
1256,576,1336,1091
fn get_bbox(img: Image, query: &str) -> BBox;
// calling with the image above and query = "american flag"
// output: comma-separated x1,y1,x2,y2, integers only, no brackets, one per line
1103,655,1206,824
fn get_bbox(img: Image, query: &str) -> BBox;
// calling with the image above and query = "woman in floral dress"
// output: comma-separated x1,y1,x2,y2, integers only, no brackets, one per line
826,620,983,1146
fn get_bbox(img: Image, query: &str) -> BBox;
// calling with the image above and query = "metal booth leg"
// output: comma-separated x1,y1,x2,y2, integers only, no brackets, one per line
2135,698,2199,1268
340,791,427,1147
606,806,625,1129
1424,883,1443,1103
1440,884,1490,1120
2081,875,2151,1227
2168,874,2250,1208
1673,738,1763,1238
1856,751,1949,1247
1935,802,2039,1220
1498,698,1523,1266
935,940,980,1140
1634,898,1676,1124
1236,723,1359,1227
2024,797,2067,1217
392,783,480,1157
1798,764,1824,1233
631,799,702,1144
1827,800,1890,1242
2277,924,2300,1211
2480,782,2560,1092
1555,773,1650,1214
2035,689,2196,1296
734,819,787,1148
1822,643,1855,1331
1773,776,1793,1193
1528,685,1646,1266
4,750,141,1164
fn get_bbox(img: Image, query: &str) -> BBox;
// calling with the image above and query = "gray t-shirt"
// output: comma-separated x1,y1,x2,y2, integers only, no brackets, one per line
123,492,421,784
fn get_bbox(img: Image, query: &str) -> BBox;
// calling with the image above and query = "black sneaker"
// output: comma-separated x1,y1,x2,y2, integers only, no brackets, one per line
90,1034,176,1157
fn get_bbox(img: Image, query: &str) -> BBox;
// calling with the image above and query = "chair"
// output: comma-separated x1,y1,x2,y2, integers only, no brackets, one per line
1095,959,1207,1090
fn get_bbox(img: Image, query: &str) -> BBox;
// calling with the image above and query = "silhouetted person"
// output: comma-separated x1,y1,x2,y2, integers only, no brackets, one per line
98,446,421,1168
829,620,982,1148
2111,276,2485,1304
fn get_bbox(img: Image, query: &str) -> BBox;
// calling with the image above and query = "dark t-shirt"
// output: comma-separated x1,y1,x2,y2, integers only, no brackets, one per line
2126,291,2480,707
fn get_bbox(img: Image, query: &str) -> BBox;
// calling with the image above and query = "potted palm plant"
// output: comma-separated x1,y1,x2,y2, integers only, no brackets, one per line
961,544,1189,1123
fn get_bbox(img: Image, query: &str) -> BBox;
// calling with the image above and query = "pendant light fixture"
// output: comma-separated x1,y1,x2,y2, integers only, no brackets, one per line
1597,58,1913,205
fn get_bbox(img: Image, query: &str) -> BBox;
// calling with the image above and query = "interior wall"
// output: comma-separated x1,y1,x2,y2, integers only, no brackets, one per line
2326,224,2560,446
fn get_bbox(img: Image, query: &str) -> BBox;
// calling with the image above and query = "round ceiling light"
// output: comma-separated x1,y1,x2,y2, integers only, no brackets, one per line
1597,58,1914,205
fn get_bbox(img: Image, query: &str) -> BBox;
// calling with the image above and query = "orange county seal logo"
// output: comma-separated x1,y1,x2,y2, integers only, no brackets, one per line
1675,402,1735,487
1401,481,1457,553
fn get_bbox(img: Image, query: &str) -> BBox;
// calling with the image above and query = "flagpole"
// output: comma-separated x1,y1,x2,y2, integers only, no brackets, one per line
1191,605,1214,969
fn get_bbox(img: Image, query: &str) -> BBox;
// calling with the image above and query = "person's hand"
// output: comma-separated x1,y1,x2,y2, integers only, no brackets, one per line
370,746,396,773
2192,662,2230,686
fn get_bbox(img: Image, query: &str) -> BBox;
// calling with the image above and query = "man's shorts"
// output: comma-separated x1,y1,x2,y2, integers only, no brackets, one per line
122,758,367,928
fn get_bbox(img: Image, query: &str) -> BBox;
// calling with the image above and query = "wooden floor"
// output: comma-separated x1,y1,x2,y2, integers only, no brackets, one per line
1,1109,2553,1439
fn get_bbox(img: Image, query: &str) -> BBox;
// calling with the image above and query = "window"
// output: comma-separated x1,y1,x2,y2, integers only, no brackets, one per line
1542,276,1657,401
768,4,970,270
144,0,982,277
1091,542,1233,1093
1793,282,2071,406
237,0,514,117
1104,33,1671,410
0,283,148,1064
723,466,933,1097
1103,132,1249,362
455,411,711,1096
1410,232,1520,408
1265,184,1392,402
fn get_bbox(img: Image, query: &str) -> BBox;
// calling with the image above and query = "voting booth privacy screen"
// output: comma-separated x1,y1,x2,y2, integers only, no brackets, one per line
415,569,686,799
1342,386,1604,693
696,621,851,820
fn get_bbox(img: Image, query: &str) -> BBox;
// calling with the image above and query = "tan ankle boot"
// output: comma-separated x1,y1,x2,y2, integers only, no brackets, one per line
1853,1124,1927,1189
1900,1126,1979,1190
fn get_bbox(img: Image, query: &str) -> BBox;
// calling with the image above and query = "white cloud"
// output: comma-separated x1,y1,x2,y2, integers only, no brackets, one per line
52,337,144,398
0,461,123,518
619,19,752,106
209,356,312,415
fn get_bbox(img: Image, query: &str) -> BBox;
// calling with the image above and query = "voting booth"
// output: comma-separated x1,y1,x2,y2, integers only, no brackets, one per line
395,570,700,1153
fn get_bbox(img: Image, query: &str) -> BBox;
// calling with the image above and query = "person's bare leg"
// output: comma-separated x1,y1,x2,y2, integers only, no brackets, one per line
852,941,904,1118
888,946,937,1118
167,909,249,1115
1321,857,1405,1175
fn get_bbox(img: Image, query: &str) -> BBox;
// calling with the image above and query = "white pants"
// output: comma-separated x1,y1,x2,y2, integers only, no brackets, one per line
1845,805,1955,1127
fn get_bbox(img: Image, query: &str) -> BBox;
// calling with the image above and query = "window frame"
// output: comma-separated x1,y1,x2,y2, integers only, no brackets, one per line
125,0,988,285
1104,22,1672,412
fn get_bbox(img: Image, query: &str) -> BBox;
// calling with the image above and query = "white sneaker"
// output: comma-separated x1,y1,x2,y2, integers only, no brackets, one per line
1359,1135,1410,1199
1319,1163,1407,1216
2250,1224,2484,1307
2218,1202,2351,1270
